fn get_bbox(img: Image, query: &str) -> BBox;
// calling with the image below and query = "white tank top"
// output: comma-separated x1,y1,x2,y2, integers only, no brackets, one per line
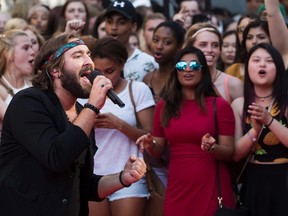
2,76,30,105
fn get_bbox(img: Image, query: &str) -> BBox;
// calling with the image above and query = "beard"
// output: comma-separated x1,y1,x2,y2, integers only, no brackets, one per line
60,68,91,98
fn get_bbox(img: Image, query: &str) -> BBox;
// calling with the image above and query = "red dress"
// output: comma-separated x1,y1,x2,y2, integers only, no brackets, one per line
153,97,235,216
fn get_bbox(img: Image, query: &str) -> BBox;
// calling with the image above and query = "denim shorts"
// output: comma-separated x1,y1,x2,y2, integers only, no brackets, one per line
107,177,149,201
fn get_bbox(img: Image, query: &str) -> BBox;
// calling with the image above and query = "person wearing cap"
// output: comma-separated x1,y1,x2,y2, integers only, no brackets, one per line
104,0,158,81
0,33,146,216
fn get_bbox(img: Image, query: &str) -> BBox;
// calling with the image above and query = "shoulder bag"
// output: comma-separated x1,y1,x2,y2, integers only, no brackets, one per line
128,80,165,216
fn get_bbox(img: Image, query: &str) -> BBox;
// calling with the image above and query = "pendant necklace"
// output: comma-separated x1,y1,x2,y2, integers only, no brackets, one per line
255,93,273,102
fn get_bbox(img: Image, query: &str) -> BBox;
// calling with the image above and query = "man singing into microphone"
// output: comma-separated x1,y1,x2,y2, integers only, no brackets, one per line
0,33,146,216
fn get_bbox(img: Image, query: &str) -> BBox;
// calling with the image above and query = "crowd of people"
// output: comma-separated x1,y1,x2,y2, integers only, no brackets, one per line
0,0,288,216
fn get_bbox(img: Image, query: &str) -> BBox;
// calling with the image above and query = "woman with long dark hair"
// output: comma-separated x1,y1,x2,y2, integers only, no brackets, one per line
232,43,288,215
137,46,235,215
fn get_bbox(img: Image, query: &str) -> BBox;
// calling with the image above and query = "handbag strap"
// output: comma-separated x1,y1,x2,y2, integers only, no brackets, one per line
213,98,224,208
215,96,266,208
214,97,245,208
0,77,15,97
128,80,142,128
129,79,157,179
129,80,165,189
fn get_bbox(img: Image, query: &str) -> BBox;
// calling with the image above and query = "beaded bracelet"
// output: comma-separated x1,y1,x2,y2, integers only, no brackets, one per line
83,103,100,114
119,171,131,187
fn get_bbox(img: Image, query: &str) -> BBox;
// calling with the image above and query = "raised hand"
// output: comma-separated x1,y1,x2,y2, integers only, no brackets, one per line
65,19,86,35
122,155,147,185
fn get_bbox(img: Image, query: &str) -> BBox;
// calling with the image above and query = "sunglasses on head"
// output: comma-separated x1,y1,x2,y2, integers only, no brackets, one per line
175,61,202,72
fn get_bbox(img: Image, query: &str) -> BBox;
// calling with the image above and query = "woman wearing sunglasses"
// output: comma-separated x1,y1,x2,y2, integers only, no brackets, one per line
136,46,235,215
184,22,243,104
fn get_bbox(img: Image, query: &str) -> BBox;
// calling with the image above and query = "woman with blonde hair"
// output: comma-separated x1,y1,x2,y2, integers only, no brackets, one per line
4,17,28,32
184,22,243,104
0,30,35,134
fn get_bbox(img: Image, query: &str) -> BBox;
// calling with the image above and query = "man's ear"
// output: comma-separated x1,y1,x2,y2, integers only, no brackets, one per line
50,68,61,78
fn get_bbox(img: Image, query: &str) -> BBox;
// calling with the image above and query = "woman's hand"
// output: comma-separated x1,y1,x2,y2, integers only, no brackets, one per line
94,112,121,129
248,102,273,132
201,133,216,152
172,6,191,29
136,133,153,153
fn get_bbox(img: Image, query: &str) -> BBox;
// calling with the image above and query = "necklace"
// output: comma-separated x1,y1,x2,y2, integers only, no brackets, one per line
255,93,273,102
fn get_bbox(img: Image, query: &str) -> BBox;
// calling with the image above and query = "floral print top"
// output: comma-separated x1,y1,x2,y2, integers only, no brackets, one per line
245,103,288,163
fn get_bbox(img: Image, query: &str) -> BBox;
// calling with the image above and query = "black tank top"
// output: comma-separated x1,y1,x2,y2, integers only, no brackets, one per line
244,103,288,163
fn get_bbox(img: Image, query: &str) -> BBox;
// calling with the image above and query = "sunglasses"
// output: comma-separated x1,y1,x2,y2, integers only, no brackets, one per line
175,61,202,72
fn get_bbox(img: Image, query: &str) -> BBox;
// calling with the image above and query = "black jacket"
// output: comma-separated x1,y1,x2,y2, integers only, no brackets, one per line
0,87,102,216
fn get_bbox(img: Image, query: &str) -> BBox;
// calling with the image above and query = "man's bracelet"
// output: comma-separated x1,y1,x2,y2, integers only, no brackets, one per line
119,171,131,187
83,103,100,114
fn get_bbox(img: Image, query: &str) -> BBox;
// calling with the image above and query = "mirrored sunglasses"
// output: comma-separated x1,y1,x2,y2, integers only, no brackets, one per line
175,61,202,72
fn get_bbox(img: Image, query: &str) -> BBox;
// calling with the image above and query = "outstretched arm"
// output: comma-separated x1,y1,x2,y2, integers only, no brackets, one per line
136,133,167,158
265,0,288,68
97,155,146,198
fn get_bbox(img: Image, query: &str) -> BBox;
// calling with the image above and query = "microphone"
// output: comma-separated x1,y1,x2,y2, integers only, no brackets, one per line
88,70,125,108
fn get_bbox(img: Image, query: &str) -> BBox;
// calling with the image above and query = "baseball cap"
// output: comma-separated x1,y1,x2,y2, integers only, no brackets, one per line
105,0,137,21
